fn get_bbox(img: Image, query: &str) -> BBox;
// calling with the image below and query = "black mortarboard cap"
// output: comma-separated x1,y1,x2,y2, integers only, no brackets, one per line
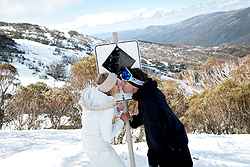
102,45,135,75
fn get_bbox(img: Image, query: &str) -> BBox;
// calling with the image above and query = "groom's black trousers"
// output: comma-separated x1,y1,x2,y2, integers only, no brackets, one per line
147,144,193,167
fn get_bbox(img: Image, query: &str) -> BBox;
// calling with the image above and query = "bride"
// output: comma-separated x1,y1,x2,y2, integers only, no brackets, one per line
79,72,125,167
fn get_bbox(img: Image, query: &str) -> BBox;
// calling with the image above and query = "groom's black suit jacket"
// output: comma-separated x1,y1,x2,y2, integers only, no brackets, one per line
129,78,192,166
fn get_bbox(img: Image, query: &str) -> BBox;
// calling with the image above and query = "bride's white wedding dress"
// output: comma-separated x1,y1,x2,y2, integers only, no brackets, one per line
79,86,125,167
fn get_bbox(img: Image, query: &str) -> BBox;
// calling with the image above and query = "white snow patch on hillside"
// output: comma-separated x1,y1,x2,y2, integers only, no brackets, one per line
12,62,65,87
15,39,85,64
10,39,89,87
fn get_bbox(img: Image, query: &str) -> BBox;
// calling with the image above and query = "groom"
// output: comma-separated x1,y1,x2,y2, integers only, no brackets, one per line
119,67,193,167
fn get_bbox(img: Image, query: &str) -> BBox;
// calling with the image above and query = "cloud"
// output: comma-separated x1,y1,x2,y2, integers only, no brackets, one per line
1,0,249,34
0,0,80,21
55,0,250,34
55,6,215,34
199,0,250,12
55,8,175,31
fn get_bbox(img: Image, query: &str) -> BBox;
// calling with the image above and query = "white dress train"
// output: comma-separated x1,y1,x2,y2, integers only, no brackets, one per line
79,87,125,167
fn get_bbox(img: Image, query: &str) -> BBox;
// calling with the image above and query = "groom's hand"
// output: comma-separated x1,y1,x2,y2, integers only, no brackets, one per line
116,102,125,112
120,112,131,122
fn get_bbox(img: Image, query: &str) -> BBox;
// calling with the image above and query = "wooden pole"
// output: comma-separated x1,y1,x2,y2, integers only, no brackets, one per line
112,32,119,44
112,32,136,167
123,96,136,167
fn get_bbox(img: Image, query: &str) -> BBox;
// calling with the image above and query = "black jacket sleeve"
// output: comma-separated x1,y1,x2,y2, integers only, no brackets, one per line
156,91,174,120
156,91,189,145
129,110,143,129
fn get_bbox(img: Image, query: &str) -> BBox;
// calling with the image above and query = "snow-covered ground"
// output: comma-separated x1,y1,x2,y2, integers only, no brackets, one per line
0,130,249,167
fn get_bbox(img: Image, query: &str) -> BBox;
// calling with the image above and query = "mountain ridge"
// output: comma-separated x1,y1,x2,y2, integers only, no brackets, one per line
97,7,250,46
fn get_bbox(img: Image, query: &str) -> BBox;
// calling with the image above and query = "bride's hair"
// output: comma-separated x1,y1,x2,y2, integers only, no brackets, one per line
96,73,109,85
96,73,116,96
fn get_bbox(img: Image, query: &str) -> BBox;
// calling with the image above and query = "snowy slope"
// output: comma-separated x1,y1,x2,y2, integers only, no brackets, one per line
11,39,88,87
0,22,103,87
0,130,249,167
12,62,65,87
15,39,85,64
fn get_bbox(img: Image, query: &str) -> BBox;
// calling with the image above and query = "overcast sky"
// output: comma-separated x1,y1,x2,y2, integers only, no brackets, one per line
0,0,250,35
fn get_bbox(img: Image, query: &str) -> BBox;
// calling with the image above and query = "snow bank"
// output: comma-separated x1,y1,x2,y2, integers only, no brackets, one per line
0,130,249,167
